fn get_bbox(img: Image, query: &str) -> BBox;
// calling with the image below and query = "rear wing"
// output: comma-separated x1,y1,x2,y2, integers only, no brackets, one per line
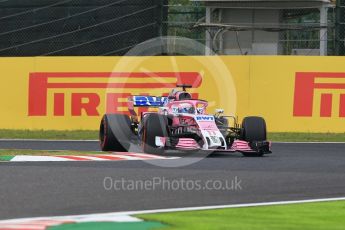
127,96,167,119
129,95,168,107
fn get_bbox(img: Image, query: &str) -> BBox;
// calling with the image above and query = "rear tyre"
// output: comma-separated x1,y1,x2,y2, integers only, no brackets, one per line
241,116,267,157
142,114,168,155
99,114,132,151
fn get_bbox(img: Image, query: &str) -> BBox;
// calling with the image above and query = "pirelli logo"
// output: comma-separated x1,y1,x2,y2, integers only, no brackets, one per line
28,72,202,116
293,72,345,117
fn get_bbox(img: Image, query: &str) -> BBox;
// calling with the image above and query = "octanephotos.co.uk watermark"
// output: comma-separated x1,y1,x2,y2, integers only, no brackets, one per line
103,176,242,191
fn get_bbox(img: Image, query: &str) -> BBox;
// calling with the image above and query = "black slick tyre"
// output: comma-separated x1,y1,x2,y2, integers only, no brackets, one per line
241,116,267,157
99,114,132,152
142,114,168,155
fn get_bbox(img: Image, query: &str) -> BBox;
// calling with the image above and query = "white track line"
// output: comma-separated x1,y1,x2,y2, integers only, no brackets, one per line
274,141,345,144
7,155,179,162
0,139,98,142
1,197,345,224
100,196,345,216
10,156,71,162
1,139,345,144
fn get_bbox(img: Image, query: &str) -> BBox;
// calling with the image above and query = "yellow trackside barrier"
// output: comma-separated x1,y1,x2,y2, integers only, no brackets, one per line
0,56,345,132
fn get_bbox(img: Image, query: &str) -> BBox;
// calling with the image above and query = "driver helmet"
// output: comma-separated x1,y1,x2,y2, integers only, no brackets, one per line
178,103,195,114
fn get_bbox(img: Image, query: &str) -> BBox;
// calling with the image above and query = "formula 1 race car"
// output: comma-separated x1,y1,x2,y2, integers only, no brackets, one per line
99,85,271,157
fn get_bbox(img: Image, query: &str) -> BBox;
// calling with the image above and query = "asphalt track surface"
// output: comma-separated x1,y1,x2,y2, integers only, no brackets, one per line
0,140,345,220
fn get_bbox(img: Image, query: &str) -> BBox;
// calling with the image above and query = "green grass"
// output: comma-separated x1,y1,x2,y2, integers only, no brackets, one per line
0,149,101,157
0,129,98,140
0,129,344,142
137,201,345,230
48,221,164,230
268,132,345,142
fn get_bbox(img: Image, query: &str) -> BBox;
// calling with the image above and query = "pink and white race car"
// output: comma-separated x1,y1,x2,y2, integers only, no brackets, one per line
99,85,271,157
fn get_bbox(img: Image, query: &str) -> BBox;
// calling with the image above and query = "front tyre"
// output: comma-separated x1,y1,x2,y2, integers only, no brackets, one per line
142,114,168,155
99,114,132,151
241,116,267,157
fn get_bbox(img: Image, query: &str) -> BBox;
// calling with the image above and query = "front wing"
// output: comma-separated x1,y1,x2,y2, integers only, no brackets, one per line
155,137,271,154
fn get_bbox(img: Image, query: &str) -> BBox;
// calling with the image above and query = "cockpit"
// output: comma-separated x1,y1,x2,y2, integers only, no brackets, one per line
170,102,207,115
177,103,195,114
167,87,208,115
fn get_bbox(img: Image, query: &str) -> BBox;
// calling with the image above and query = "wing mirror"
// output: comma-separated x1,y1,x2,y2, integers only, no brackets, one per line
159,107,169,115
215,109,224,114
